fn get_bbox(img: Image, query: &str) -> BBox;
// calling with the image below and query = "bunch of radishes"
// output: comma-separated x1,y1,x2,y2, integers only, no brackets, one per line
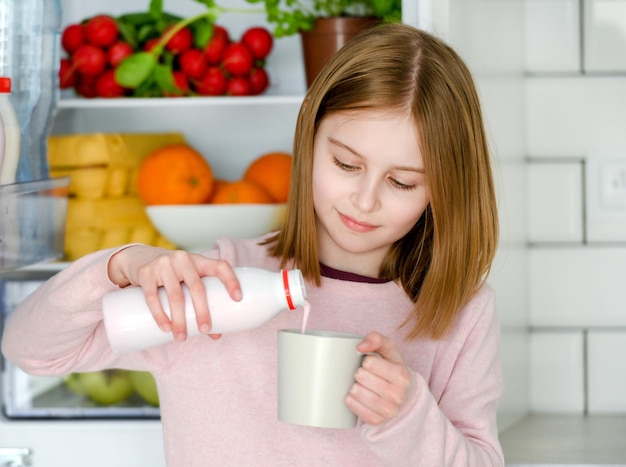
59,13,274,98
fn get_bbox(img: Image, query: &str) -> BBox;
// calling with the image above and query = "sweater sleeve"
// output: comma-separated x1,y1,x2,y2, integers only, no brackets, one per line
1,247,142,375
359,287,504,467
0,238,272,377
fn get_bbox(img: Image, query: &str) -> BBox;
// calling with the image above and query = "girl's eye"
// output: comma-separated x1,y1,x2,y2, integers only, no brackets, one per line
333,157,359,172
389,178,416,191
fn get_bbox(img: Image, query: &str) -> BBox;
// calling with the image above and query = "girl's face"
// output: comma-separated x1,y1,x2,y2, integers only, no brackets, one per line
312,110,429,277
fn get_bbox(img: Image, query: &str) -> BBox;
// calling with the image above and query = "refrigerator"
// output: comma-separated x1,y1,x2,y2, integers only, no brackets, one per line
0,0,529,465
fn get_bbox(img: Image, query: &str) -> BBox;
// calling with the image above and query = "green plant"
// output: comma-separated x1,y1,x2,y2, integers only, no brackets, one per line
113,0,265,94
113,0,401,92
246,0,402,37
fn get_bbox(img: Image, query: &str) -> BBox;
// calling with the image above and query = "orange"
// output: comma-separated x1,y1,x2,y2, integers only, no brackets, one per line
210,179,273,204
211,178,230,194
137,144,214,205
243,151,292,203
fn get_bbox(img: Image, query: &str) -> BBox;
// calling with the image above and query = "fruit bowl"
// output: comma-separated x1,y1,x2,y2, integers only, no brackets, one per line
146,203,287,252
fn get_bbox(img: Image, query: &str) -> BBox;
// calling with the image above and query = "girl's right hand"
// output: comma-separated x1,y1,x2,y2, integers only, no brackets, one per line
107,245,242,342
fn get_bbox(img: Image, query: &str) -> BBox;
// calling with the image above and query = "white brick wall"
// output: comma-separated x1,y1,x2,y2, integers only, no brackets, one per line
526,0,626,414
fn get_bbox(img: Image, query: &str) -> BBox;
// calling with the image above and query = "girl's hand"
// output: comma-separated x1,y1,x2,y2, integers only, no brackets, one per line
345,332,411,425
108,245,242,342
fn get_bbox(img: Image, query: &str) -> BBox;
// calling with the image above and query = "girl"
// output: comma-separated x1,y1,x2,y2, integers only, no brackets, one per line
2,23,503,466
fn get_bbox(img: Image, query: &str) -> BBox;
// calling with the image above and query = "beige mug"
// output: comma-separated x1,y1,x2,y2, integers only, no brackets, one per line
277,329,367,429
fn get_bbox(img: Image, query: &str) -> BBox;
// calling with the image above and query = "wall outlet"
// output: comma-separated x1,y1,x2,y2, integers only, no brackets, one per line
585,155,626,242
601,161,626,208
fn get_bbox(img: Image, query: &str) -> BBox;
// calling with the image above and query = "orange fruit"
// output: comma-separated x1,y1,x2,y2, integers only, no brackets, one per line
243,151,292,203
210,178,229,196
210,179,273,204
137,144,214,205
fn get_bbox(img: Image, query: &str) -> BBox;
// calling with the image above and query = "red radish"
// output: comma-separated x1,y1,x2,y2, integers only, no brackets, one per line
95,69,126,98
107,41,134,68
195,67,228,96
59,58,76,89
74,73,98,98
84,15,118,47
227,76,251,96
222,43,253,76
164,71,190,97
248,67,269,95
72,44,107,76
204,35,228,66
212,25,230,42
241,27,273,60
61,24,85,54
143,38,161,52
164,26,193,54
178,49,207,80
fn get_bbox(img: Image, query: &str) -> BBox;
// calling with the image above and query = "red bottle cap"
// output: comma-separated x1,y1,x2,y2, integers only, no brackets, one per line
0,77,12,93
282,269,295,310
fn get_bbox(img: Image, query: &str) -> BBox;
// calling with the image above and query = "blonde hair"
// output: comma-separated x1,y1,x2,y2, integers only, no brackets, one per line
265,23,498,340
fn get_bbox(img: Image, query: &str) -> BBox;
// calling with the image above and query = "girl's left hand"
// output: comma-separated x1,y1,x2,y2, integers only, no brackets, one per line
345,331,411,425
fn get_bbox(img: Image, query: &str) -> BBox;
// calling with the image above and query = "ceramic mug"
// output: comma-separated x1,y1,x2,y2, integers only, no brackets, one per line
277,329,368,429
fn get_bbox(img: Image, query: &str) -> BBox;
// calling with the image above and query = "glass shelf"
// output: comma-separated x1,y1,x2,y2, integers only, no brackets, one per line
0,177,70,273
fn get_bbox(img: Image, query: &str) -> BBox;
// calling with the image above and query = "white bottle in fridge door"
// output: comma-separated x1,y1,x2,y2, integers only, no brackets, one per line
0,77,21,185
102,267,307,354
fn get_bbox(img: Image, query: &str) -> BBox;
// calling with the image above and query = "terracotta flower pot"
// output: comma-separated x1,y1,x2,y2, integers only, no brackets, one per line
299,17,380,88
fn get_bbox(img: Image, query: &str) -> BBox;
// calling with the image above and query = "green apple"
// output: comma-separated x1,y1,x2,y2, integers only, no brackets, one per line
129,371,159,406
78,370,134,406
63,373,87,395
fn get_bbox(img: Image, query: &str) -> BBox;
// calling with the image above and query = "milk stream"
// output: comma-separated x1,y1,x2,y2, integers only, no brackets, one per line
300,300,311,333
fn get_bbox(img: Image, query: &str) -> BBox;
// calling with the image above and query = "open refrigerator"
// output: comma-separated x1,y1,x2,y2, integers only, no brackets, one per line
0,0,530,466
1,274,161,420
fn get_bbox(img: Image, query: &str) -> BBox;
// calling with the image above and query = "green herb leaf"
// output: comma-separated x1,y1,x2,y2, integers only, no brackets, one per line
193,0,218,8
137,23,157,44
154,64,182,95
118,12,156,26
134,74,160,97
116,19,139,49
149,0,164,20
114,52,158,89
190,18,213,49
162,11,184,22
371,0,401,20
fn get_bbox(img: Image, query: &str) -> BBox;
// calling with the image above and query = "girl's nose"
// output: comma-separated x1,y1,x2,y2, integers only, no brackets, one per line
352,176,381,212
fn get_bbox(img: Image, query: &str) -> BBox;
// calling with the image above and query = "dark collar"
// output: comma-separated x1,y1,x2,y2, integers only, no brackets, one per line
319,263,391,284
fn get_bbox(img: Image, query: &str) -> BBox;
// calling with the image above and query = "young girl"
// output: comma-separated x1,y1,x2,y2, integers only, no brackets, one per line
2,23,503,466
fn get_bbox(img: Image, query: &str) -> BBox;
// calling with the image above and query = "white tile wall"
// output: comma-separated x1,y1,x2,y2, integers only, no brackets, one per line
530,332,585,412
529,248,626,327
449,0,524,75
527,161,584,243
588,331,626,412
527,77,626,157
583,0,626,72
525,0,581,73
525,0,626,414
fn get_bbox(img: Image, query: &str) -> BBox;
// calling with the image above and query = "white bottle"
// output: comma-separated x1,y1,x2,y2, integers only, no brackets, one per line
102,267,307,354
0,77,21,185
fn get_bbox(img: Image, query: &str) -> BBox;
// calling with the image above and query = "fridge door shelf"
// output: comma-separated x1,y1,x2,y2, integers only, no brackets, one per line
3,362,161,419
0,177,70,273
1,277,161,420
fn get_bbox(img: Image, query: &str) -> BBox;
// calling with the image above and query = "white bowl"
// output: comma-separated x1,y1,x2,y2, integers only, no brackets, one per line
146,204,287,252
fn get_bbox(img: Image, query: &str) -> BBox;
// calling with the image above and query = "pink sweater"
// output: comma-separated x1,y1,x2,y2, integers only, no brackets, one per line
1,237,504,466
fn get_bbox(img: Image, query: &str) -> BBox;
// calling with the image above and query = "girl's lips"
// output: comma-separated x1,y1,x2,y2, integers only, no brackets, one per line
339,212,377,233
